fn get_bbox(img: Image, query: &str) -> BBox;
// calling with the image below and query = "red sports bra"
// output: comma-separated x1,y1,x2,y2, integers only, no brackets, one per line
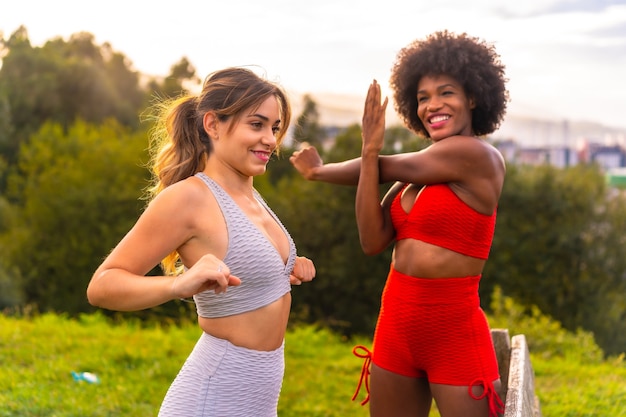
390,183,496,259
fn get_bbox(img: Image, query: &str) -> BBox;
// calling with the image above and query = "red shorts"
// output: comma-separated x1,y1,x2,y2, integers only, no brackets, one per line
371,266,499,385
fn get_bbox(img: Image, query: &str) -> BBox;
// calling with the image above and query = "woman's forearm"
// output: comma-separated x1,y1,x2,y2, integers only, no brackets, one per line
298,151,404,186
355,151,395,255
87,268,176,311
309,157,363,185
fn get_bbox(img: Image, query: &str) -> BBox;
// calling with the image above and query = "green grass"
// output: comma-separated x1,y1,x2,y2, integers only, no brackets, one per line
1,302,624,416
532,356,626,416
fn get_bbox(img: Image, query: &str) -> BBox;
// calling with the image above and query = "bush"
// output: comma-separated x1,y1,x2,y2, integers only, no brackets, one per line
489,286,605,363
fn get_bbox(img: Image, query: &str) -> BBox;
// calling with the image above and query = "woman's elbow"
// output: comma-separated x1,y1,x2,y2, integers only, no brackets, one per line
86,271,108,307
360,240,386,256
86,282,102,307
362,247,381,256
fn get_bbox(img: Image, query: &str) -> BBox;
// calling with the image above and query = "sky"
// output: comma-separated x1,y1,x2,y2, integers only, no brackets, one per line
3,0,626,130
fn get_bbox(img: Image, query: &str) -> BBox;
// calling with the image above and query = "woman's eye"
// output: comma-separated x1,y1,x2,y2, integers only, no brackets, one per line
272,126,280,134
251,122,262,129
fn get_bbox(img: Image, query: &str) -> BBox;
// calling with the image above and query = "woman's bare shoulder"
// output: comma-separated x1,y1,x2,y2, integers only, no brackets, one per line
439,136,503,164
147,175,216,215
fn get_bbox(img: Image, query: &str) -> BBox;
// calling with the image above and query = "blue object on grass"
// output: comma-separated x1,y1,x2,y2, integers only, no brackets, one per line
71,371,100,384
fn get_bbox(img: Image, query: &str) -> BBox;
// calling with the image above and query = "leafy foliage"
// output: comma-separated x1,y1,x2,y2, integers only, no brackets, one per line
292,94,326,149
0,27,199,167
484,163,626,355
144,56,201,100
2,120,150,313
0,29,145,164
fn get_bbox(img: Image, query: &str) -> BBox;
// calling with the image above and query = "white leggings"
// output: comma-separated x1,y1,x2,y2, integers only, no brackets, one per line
158,332,285,417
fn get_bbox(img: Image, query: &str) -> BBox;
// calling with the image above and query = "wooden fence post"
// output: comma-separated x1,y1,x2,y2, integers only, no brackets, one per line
491,329,542,417
491,328,511,402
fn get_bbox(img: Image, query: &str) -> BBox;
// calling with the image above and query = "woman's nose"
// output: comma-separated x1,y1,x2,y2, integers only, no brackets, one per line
262,128,277,147
427,96,443,112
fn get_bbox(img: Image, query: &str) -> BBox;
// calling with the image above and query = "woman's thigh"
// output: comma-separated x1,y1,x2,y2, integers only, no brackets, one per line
369,364,433,417
430,379,502,417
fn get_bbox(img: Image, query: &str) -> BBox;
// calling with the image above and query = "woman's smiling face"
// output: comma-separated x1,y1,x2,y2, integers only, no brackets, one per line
416,74,475,141
216,95,282,177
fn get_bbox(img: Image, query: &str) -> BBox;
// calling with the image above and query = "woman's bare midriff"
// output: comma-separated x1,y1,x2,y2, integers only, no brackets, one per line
392,239,486,278
198,292,291,351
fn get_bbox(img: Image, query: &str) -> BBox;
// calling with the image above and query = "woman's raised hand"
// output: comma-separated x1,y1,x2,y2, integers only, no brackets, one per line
361,80,388,155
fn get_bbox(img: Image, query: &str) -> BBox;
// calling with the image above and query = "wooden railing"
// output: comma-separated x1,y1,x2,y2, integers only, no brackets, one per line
491,329,542,417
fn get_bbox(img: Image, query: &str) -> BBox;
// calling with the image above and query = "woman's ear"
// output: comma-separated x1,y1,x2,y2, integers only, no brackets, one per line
469,97,476,110
203,112,219,140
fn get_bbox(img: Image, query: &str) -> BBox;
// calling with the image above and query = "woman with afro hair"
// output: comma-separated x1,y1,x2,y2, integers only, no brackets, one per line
290,31,509,417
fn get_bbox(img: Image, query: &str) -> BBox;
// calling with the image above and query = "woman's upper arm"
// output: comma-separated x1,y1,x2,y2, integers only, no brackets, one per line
378,137,490,185
360,182,403,254
96,180,201,276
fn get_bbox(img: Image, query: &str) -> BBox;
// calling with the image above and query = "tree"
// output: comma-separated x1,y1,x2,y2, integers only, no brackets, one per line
484,163,626,355
579,187,626,355
2,119,150,313
292,94,326,149
145,57,201,100
267,95,326,186
0,28,147,165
